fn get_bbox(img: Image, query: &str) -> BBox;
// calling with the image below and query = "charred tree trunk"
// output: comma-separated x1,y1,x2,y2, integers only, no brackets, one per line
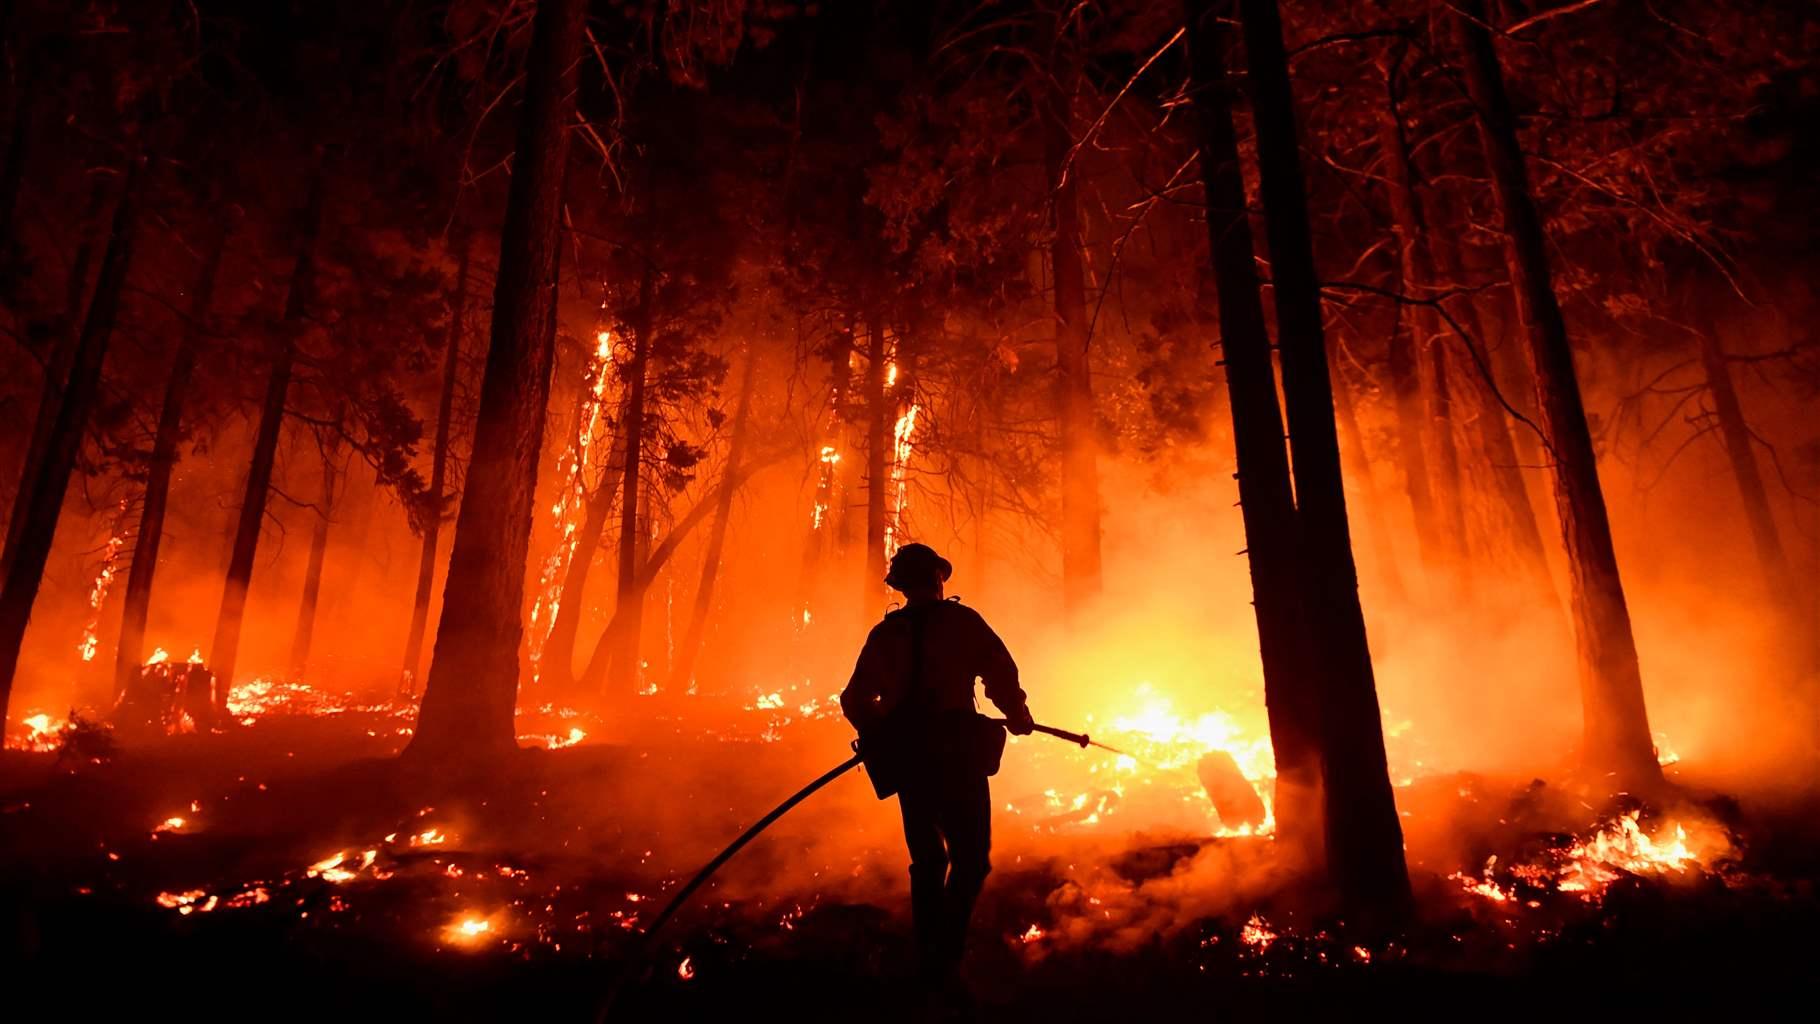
1183,0,1323,856
672,342,757,692
112,214,230,694
0,157,141,722
1042,84,1104,616
400,230,471,695
288,442,340,680
1456,0,1660,787
605,263,655,697
209,169,325,706
408,0,581,761
1238,0,1412,913
862,313,889,618
3,178,108,578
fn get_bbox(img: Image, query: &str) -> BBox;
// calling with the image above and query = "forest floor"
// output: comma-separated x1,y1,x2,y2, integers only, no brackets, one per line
3,703,1818,1021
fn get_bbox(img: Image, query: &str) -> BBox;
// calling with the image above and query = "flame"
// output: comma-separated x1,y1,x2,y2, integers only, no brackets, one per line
810,445,840,531
528,329,616,683
677,956,695,980
883,403,918,559
1556,811,1715,898
145,647,170,666
76,504,130,662
6,712,69,753
154,816,186,834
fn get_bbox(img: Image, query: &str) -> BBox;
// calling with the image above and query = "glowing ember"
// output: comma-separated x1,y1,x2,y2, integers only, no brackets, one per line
1019,924,1045,944
677,956,695,980
445,913,498,945
1239,914,1278,952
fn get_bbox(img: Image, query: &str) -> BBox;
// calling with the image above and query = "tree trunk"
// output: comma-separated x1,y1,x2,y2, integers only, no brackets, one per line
862,313,888,618
605,263,655,697
1041,83,1104,616
0,157,141,723
1428,225,1558,607
287,443,339,680
408,0,582,762
1456,0,1660,788
0,55,34,263
540,479,614,694
1183,0,1323,857
400,230,471,695
3,177,108,578
579,450,784,689
1372,73,1453,573
1330,358,1411,606
209,168,325,707
1238,0,1412,914
1694,300,1801,619
112,214,229,695
672,342,757,692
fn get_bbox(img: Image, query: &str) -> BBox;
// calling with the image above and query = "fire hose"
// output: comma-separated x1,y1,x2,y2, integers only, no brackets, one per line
597,718,1115,1019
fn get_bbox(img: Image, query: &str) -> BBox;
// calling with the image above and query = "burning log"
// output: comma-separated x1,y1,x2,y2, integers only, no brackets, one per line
1198,749,1267,833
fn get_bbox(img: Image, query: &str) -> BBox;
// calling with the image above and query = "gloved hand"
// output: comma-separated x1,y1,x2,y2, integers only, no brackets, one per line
1005,705,1036,736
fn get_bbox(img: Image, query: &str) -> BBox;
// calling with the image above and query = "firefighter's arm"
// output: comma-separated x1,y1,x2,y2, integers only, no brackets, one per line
840,625,895,730
975,614,1034,735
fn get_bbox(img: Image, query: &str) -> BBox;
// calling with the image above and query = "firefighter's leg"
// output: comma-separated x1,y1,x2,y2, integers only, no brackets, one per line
898,783,949,980
936,773,993,970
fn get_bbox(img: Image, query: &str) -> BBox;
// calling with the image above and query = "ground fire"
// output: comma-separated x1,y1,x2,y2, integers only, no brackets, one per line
1,0,1817,1019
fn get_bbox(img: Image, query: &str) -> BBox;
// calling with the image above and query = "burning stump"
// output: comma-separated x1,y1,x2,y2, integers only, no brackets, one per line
1198,750,1266,833
115,658,219,736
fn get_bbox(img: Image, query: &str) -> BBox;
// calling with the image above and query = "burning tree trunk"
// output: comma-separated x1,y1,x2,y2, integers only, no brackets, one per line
3,178,108,578
408,0,582,760
0,157,141,722
672,341,757,691
606,263,655,697
112,213,230,695
1182,0,1322,856
1041,84,1104,617
1237,0,1412,912
862,313,888,618
209,168,325,706
399,229,471,695
1455,0,1660,787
